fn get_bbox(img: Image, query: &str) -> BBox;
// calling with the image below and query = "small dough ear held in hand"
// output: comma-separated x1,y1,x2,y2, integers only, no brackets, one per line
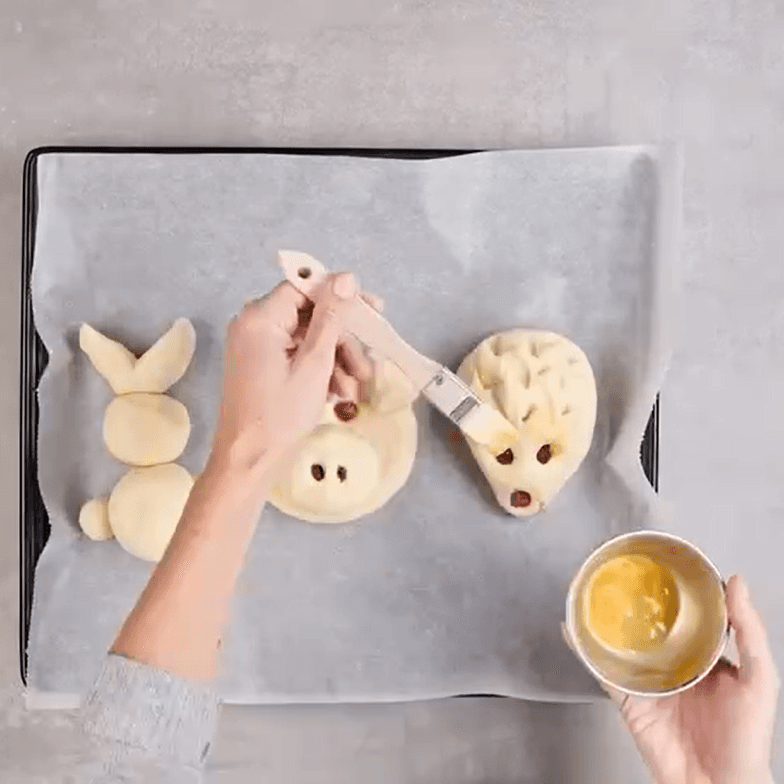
78,498,113,541
103,393,190,466
108,463,194,562
80,318,196,394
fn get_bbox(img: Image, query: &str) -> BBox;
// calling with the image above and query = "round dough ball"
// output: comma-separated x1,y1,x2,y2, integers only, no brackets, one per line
457,329,597,517
103,393,190,466
108,464,194,562
79,497,113,541
269,360,417,524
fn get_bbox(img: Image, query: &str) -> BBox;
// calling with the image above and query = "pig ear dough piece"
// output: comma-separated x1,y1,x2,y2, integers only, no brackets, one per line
79,318,196,394
363,355,418,415
79,497,113,541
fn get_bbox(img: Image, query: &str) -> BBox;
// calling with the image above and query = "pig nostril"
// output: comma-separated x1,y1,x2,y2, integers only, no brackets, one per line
337,466,347,482
311,464,325,481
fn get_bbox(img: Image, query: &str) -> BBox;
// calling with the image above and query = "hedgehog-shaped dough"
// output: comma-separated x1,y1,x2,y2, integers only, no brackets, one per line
457,329,597,517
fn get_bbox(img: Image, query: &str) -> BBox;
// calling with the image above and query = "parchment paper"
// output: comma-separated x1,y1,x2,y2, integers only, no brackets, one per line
26,147,682,707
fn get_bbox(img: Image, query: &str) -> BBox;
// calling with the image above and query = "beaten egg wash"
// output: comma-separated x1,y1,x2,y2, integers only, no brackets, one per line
585,555,680,651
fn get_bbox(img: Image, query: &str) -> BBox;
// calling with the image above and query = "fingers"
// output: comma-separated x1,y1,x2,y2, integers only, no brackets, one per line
330,365,359,400
293,273,357,376
360,292,384,312
726,574,780,693
241,282,308,339
333,290,381,381
338,335,372,381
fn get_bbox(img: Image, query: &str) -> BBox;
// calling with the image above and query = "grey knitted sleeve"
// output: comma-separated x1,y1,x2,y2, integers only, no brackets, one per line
71,653,221,783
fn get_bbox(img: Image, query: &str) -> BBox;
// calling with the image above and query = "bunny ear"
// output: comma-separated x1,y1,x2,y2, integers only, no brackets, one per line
131,318,196,393
79,324,137,394
79,318,196,394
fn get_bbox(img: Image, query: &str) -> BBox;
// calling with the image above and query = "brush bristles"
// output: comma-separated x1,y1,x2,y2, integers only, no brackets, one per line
460,404,519,454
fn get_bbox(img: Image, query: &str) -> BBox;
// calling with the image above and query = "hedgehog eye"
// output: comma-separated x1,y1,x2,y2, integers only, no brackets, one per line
496,448,514,465
536,445,552,464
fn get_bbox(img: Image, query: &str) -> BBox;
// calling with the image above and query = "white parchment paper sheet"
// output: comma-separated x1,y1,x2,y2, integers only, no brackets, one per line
26,147,681,706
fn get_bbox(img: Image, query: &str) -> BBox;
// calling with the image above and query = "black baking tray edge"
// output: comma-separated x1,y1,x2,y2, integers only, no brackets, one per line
19,145,660,686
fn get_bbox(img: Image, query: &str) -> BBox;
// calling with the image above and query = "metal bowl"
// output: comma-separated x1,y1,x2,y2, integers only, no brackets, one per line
565,530,729,697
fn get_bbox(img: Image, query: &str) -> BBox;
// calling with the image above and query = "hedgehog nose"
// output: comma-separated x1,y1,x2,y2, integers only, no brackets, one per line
510,490,532,508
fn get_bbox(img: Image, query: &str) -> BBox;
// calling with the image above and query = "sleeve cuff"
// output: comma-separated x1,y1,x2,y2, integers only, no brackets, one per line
80,653,220,769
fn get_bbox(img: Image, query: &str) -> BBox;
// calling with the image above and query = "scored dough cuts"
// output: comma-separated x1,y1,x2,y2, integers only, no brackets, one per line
269,360,417,524
457,329,597,517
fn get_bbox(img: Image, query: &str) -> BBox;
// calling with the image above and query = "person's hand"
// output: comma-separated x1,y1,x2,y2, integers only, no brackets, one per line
570,575,779,784
208,272,377,479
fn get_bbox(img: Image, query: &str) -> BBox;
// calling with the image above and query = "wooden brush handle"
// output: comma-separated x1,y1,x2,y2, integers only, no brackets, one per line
278,250,440,391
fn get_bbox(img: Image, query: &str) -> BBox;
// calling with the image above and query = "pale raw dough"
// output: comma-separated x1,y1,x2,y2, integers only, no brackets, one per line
78,498,113,541
108,464,194,562
269,359,418,523
457,329,597,517
80,318,196,394
103,393,190,466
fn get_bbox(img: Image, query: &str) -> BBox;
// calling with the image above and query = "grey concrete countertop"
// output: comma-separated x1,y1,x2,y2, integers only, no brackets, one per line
1,1,782,781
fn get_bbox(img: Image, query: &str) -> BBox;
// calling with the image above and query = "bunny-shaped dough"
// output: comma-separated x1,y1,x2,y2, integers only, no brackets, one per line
78,319,196,562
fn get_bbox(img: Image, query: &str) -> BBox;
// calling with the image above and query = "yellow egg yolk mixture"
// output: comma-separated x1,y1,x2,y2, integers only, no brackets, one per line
586,555,679,651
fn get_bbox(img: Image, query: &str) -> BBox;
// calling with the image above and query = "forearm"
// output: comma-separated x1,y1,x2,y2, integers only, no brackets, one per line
111,451,274,681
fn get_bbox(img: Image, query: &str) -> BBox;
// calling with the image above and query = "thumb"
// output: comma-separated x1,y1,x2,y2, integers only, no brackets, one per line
292,272,356,377
726,574,779,692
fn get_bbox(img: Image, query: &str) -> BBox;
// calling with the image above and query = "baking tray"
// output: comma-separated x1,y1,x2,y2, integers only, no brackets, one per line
19,145,660,685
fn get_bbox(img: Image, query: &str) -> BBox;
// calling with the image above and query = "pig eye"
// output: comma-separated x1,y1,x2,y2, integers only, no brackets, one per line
337,466,347,482
334,401,358,421
311,464,325,481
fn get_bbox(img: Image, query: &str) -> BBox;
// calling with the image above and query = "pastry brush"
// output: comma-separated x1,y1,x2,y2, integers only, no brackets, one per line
278,250,519,456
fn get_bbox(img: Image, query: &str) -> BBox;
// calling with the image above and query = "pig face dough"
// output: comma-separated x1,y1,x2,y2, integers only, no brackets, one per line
108,463,194,562
269,360,417,524
103,393,190,466
457,329,597,517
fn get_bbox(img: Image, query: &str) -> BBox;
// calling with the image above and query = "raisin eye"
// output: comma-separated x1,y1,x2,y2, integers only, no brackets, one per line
311,464,325,481
496,448,514,465
334,401,359,421
337,466,347,482
536,445,552,464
